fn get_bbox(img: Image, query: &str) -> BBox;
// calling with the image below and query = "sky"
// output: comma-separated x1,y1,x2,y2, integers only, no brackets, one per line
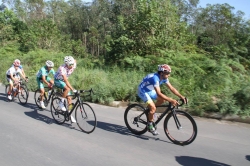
0,0,249,19
199,0,250,19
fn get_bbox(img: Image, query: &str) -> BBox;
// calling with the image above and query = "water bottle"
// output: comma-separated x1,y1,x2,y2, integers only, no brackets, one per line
48,90,52,97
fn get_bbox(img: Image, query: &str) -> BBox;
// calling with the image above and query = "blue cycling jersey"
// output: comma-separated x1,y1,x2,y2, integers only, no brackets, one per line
139,73,169,92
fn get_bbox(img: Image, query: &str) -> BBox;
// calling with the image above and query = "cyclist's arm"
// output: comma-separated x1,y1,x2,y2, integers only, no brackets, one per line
154,86,176,104
21,69,26,78
166,82,186,102
62,74,74,91
41,75,50,85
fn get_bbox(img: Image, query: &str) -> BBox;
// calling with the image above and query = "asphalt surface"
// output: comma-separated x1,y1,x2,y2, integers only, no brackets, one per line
0,85,250,166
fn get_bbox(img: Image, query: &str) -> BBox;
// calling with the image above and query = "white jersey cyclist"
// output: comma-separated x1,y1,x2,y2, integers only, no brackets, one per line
54,63,76,80
6,66,22,79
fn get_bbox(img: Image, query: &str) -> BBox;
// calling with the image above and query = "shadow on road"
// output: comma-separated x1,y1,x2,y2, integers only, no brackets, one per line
24,108,82,132
96,120,172,144
24,109,55,125
246,155,250,161
0,92,9,102
175,156,230,166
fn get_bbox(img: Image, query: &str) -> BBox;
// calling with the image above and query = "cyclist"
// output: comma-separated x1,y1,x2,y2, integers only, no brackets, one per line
11,59,26,78
54,56,77,122
137,64,187,135
6,59,27,100
36,60,55,109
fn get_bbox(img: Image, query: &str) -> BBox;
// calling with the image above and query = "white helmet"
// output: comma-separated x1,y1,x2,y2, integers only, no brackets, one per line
46,60,54,67
13,59,21,66
158,64,171,72
64,56,74,66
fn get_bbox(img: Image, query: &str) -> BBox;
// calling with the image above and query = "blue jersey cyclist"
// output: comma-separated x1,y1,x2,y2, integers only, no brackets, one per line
36,60,55,109
138,64,187,135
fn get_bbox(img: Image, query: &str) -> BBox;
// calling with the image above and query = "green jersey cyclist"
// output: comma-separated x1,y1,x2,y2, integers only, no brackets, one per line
36,60,55,109
137,64,187,135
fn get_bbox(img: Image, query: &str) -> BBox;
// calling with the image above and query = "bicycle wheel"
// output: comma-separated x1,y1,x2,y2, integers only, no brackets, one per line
124,104,148,135
21,83,29,97
18,85,28,105
164,110,197,146
75,103,97,133
34,88,49,108
50,97,66,124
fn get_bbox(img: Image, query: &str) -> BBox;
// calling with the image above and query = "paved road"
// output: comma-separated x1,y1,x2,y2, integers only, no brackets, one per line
0,85,250,166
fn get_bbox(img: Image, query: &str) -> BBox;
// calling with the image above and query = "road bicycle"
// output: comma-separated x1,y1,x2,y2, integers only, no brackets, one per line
5,79,29,105
50,89,97,134
5,77,29,95
124,99,197,146
34,85,76,109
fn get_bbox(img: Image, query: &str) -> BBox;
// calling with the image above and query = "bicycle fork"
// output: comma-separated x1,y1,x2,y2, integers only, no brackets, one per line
172,109,182,130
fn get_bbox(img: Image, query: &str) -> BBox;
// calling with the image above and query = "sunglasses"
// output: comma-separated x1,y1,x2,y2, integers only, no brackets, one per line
69,64,74,66
163,71,171,75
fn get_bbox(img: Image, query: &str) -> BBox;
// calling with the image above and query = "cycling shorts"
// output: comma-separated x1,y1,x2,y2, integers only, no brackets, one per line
137,87,157,104
54,79,66,89
36,76,52,89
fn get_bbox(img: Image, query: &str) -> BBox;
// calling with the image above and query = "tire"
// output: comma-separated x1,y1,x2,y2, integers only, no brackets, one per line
34,88,49,109
50,97,66,124
18,85,28,105
75,103,97,133
21,83,29,97
124,104,148,135
163,110,197,146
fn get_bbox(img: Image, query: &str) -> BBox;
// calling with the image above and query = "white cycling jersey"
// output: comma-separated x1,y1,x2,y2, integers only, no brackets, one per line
54,63,76,80
6,66,22,77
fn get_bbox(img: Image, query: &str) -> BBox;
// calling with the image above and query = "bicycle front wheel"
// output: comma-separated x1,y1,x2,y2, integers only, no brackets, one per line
164,110,197,146
124,104,148,135
18,85,28,105
75,103,97,133
50,97,66,124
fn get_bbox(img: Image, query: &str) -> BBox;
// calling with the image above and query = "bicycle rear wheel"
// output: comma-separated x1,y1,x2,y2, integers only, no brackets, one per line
124,104,148,135
50,97,66,124
18,85,28,105
34,88,49,109
164,110,197,146
75,103,97,133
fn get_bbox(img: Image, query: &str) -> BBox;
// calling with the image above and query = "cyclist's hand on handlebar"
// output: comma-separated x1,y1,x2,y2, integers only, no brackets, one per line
73,89,77,93
180,96,188,104
170,99,179,107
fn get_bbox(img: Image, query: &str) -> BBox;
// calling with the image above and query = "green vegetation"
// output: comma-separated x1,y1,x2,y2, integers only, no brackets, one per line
0,0,250,118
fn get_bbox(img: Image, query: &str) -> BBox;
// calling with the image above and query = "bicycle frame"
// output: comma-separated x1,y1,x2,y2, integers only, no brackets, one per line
61,89,93,120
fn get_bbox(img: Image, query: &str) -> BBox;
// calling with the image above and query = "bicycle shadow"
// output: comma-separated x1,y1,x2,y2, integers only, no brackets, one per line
175,156,230,166
96,121,172,143
0,92,9,102
246,155,250,161
24,108,83,132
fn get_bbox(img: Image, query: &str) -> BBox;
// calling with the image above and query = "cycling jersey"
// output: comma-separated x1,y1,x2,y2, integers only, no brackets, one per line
54,63,76,81
11,64,23,69
139,73,169,92
6,66,22,77
138,73,169,103
36,66,55,78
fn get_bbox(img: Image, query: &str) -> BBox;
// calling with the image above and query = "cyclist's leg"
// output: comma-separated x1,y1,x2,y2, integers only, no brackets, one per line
54,79,67,111
6,78,13,99
138,89,159,135
37,78,45,100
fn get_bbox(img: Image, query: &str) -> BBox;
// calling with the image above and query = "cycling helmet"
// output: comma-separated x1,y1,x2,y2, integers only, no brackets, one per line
158,64,171,72
64,56,74,66
13,59,21,66
46,60,54,67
